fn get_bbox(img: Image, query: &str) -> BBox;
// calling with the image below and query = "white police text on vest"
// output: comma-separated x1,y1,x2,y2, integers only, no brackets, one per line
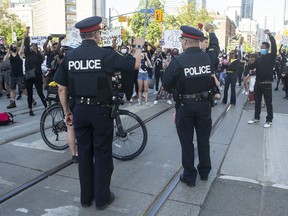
184,65,211,77
68,60,101,70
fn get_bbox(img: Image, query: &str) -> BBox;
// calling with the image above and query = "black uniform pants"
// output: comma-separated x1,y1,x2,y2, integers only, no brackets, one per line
25,73,47,109
154,69,163,91
222,73,237,105
254,82,273,122
73,104,114,207
175,99,212,182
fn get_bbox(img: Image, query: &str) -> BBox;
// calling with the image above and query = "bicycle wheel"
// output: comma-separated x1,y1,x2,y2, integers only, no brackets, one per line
40,103,68,150
112,110,148,161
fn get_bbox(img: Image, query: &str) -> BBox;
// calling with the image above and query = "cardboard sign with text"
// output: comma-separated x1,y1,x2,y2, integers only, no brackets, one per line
163,30,182,49
101,29,122,47
30,36,48,47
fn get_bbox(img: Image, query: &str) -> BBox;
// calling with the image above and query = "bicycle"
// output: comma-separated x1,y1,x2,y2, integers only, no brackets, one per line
40,87,148,160
40,87,68,150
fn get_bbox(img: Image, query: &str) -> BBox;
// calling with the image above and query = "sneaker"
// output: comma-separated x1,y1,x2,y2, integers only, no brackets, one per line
167,100,172,105
7,101,16,109
244,91,248,96
137,101,142,106
144,102,149,107
264,121,272,128
248,119,259,124
153,91,158,95
132,92,137,98
16,95,22,100
29,110,35,116
153,100,158,105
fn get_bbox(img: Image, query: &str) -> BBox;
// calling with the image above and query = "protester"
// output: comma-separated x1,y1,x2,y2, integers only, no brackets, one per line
24,27,47,116
248,29,277,128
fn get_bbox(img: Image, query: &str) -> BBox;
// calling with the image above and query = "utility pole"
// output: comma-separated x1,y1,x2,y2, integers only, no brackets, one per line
142,0,148,39
284,0,287,25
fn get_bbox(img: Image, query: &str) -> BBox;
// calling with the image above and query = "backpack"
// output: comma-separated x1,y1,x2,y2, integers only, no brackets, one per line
0,112,14,126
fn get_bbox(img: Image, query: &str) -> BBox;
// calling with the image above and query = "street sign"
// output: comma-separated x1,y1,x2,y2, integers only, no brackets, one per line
140,9,155,13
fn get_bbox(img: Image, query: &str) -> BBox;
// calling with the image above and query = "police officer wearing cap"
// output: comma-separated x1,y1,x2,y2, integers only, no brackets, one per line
53,16,144,210
162,24,219,187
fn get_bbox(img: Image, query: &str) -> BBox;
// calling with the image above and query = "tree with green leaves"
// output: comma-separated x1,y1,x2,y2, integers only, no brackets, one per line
164,2,213,32
0,0,26,44
130,0,164,44
129,0,213,45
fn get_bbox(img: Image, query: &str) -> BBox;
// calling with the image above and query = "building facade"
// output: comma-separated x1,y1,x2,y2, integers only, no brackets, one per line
241,0,253,19
209,12,237,52
8,0,106,36
238,18,258,50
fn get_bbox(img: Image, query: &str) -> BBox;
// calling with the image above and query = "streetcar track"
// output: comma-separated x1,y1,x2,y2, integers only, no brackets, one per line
0,105,174,204
144,89,244,216
0,88,243,213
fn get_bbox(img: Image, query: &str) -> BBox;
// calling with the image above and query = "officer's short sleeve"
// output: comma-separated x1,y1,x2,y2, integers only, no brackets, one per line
162,59,181,92
53,56,68,86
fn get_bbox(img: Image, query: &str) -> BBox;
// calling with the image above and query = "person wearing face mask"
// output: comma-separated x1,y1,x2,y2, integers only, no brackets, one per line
151,47,165,94
118,45,135,105
3,40,29,109
153,50,173,105
248,29,277,128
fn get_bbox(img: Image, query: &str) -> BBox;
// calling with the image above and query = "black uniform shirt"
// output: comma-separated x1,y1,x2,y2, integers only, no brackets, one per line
163,33,219,95
54,40,135,88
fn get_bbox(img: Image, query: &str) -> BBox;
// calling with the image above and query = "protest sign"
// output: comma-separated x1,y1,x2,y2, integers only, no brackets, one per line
163,30,182,49
30,36,48,47
101,29,122,47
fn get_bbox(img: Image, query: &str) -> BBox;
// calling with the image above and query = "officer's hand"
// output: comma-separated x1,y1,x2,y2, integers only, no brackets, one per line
134,38,145,47
204,23,215,33
65,114,73,126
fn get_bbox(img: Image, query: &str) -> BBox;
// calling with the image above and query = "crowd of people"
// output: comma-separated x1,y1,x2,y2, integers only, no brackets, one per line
1,14,287,211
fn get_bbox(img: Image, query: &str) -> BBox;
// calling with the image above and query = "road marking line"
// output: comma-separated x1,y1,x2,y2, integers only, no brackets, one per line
11,141,65,153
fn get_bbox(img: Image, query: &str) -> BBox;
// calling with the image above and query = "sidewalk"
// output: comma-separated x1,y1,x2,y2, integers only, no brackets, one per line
199,82,288,216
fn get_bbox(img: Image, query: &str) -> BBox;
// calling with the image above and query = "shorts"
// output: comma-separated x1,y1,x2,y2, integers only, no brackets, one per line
1,70,10,84
138,72,149,81
10,76,26,90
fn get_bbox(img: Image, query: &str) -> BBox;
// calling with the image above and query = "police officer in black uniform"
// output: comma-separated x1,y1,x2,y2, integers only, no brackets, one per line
162,24,219,187
53,16,144,210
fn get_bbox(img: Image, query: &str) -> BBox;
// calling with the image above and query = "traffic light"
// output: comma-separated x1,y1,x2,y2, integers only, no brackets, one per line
154,9,163,22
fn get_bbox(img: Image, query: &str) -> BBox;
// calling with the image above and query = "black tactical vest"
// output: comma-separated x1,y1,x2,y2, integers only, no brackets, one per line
175,51,212,95
67,43,112,102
